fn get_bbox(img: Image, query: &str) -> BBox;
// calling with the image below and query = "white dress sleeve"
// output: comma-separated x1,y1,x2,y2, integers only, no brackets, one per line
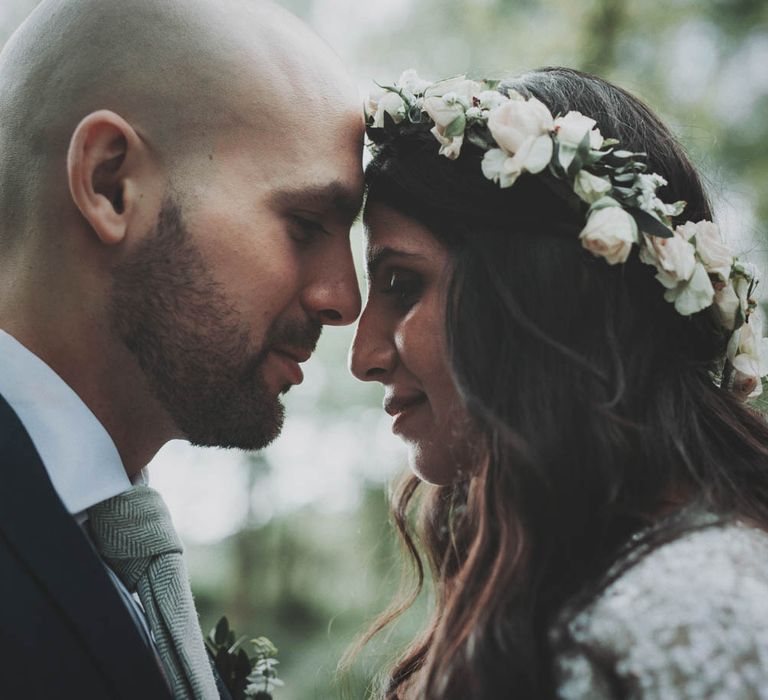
554,523,768,699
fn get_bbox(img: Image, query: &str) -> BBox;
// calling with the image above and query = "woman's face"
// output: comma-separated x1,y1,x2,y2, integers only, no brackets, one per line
350,202,475,485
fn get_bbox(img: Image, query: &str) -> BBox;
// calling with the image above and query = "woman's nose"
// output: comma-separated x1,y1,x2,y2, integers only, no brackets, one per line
348,306,395,382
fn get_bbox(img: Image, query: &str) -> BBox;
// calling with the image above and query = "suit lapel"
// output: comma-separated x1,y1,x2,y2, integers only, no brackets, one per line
0,394,171,699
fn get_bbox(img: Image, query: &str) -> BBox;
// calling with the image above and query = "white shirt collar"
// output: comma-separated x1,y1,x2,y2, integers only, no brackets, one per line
0,329,137,524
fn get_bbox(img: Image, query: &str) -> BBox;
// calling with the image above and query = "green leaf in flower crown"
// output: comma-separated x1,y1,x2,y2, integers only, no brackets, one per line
482,79,501,91
613,149,647,159
444,113,467,139
611,185,634,198
549,139,565,177
584,148,612,166
215,617,230,646
565,130,592,178
588,196,621,212
602,138,620,147
630,207,674,238
666,200,687,217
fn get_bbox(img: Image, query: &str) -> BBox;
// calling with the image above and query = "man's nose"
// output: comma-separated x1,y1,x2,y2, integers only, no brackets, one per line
304,245,361,326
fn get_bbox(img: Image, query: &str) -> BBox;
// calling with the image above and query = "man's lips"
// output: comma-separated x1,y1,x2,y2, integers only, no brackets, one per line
269,346,313,386
272,346,312,364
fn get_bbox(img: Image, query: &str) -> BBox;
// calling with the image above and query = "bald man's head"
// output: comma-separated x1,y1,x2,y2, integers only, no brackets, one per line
0,0,364,460
0,0,359,241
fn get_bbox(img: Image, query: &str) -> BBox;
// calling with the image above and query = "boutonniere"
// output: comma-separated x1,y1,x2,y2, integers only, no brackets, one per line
205,616,283,699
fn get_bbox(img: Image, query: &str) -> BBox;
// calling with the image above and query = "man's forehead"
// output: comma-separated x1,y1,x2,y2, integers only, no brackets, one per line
268,181,364,223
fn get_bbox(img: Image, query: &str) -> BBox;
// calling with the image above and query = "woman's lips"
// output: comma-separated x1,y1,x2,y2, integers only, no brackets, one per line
384,393,428,434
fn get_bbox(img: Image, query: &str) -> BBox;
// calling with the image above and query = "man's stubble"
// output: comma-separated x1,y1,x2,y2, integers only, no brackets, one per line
109,196,321,450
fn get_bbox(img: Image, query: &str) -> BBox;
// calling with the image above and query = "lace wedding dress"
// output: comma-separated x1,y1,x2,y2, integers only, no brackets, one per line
553,520,768,699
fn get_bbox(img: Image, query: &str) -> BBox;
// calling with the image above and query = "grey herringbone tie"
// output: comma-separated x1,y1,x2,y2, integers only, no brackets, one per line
88,485,218,700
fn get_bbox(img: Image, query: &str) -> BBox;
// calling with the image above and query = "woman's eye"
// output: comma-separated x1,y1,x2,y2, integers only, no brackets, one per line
380,269,423,309
291,216,327,244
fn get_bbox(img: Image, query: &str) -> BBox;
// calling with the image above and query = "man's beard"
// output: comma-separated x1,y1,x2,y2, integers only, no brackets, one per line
109,197,321,450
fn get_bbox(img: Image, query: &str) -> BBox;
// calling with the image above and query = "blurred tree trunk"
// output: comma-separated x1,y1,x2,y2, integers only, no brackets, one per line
581,0,627,74
232,453,271,620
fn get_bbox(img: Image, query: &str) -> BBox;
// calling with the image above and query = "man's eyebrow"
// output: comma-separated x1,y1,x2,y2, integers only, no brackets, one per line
268,181,363,224
366,245,427,277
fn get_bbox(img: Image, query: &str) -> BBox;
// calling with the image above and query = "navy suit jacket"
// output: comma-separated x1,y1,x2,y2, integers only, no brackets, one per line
0,393,174,698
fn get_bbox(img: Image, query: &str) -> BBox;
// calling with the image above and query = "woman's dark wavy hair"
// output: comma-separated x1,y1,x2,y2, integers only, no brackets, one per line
351,67,768,699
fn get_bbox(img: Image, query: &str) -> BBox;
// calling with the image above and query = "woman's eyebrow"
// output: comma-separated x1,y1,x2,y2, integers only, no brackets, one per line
366,245,427,277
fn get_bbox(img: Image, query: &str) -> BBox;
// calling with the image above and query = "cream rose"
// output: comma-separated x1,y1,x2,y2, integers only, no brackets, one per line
423,96,464,133
641,229,697,287
424,76,480,103
714,284,740,330
477,89,509,111
729,315,768,398
422,77,480,149
554,111,604,170
371,90,407,128
487,97,554,155
574,171,612,204
483,98,554,181
481,137,554,188
578,204,639,265
555,111,604,149
676,220,733,283
661,262,715,316
431,127,464,160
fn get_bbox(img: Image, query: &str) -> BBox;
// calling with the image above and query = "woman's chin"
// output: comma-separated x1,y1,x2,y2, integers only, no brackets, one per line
407,444,461,486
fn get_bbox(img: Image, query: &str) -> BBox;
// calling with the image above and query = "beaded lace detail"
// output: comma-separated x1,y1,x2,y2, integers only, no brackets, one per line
553,522,768,699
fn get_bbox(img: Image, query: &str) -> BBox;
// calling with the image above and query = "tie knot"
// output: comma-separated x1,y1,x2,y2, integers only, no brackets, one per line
88,485,183,589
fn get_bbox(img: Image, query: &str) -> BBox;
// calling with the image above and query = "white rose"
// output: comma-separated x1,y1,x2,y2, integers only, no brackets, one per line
484,98,554,178
729,315,768,398
573,171,612,204
676,220,733,283
487,97,554,155
477,89,509,111
578,204,639,265
465,106,483,121
661,262,715,316
372,90,406,128
733,314,768,362
430,127,464,160
423,95,465,132
397,69,432,96
554,111,604,170
424,75,481,102
481,136,554,188
714,283,740,330
732,354,763,398
641,228,697,286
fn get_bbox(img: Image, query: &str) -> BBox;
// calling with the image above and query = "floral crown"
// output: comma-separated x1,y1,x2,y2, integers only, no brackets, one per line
364,70,768,399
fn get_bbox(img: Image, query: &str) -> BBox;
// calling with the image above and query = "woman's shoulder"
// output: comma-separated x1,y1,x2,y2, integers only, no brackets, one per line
553,520,768,699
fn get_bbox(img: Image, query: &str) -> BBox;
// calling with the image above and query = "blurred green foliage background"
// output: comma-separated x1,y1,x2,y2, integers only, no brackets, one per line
2,0,768,698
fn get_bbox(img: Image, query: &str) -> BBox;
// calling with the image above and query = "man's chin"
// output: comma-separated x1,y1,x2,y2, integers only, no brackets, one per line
181,401,286,452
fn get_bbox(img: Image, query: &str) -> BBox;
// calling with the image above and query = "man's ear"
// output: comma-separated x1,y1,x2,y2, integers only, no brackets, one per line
67,110,149,246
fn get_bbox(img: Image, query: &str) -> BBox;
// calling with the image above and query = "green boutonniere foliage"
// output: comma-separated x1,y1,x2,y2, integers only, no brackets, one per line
205,616,283,700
